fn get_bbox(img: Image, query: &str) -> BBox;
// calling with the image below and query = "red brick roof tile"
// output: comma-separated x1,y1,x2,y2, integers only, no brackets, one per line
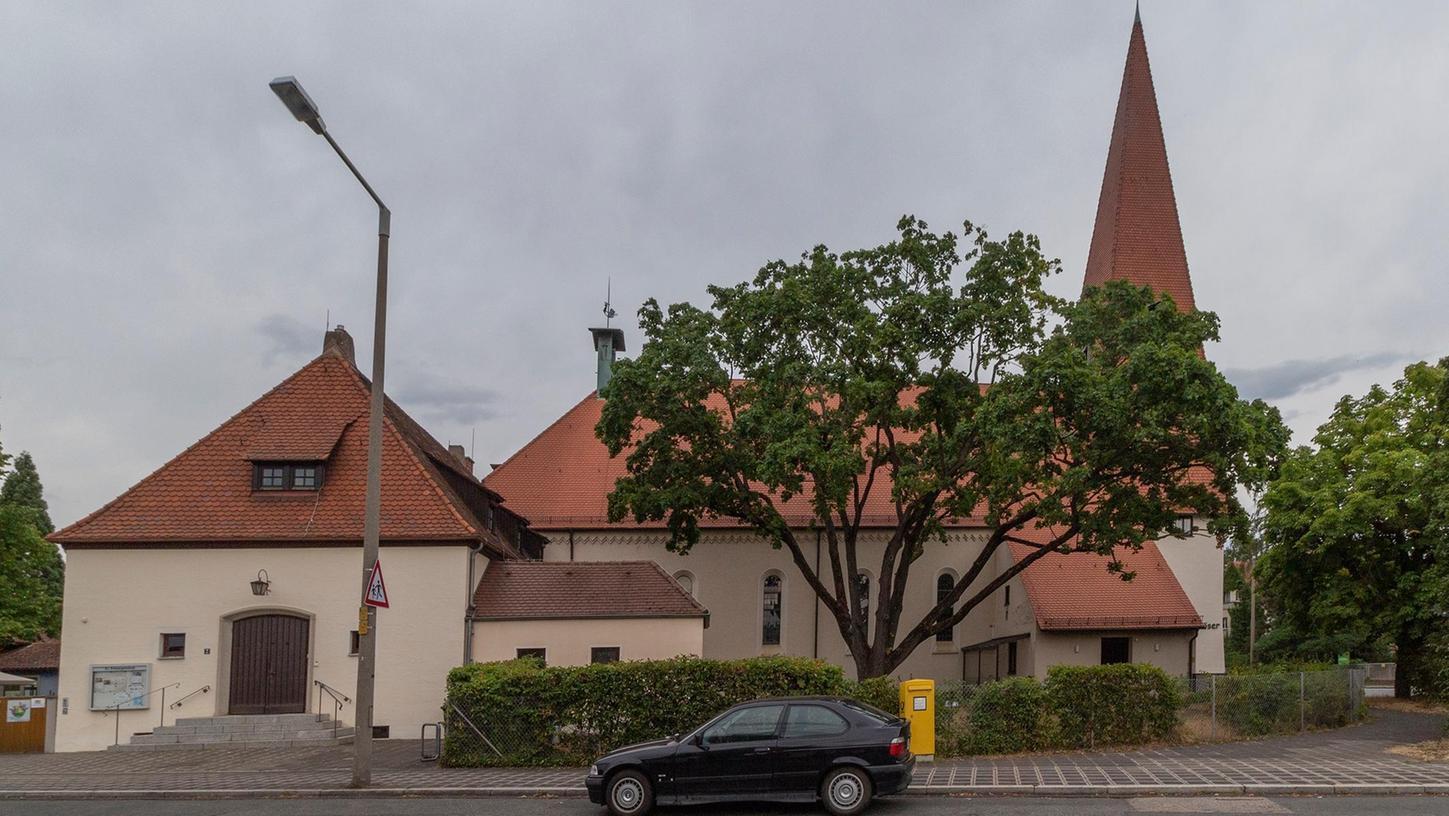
51,346,520,556
1009,529,1202,631
471,561,706,620
1083,12,1196,313
0,639,60,673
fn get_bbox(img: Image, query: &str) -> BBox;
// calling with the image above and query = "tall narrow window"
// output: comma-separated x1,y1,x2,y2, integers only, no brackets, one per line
1007,641,1018,676
935,574,955,643
762,574,782,646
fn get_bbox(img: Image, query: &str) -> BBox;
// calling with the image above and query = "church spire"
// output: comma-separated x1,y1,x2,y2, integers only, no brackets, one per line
1083,8,1196,312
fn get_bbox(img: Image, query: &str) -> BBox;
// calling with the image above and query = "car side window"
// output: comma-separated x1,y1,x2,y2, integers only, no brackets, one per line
783,705,849,738
701,704,784,744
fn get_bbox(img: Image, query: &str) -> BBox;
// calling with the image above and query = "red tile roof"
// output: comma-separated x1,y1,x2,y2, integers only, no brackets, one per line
1083,12,1196,313
471,561,707,620
51,344,523,557
1009,530,1202,631
0,639,60,673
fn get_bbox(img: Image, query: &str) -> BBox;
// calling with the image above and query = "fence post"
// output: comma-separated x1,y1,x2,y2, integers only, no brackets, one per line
1304,669,1315,733
1209,674,1216,740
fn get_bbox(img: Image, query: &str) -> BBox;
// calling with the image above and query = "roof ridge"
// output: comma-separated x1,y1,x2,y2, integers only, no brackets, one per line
482,390,599,487
51,353,344,542
330,358,484,543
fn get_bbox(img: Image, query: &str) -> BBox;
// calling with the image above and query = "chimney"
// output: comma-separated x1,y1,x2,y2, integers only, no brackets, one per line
588,327,626,397
447,444,476,476
322,325,356,365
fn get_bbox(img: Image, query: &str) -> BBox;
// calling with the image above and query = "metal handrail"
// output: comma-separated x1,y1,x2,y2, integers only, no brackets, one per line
314,679,351,739
102,682,182,746
168,684,211,711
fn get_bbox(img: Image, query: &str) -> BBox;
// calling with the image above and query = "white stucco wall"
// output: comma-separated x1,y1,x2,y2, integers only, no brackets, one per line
1154,518,1225,674
1030,629,1196,678
55,545,470,752
470,617,704,665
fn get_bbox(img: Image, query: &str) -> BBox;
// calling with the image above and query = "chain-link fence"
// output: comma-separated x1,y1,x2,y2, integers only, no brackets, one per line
439,665,1368,766
1179,666,1366,741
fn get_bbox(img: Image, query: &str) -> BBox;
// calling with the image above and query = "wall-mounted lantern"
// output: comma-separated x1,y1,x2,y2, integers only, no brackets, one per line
250,569,271,596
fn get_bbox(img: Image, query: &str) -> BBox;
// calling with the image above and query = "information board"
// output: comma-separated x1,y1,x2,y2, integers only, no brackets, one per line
89,664,151,711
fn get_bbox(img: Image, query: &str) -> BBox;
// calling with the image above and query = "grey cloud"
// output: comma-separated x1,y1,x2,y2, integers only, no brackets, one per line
392,372,503,427
1224,353,1407,401
254,314,320,365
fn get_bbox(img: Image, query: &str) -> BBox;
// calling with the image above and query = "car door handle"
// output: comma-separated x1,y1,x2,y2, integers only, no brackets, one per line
752,747,771,753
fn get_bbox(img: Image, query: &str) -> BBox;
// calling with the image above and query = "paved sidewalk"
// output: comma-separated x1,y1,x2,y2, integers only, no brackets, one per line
1,708,1445,799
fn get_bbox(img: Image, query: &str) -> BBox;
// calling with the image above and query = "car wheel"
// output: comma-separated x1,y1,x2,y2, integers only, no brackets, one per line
821,765,872,816
605,769,652,816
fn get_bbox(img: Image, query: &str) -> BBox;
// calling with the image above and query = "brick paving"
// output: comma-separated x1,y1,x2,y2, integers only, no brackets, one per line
1,707,1445,798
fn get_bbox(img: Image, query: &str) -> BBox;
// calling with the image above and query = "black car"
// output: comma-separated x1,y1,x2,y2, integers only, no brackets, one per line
586,696,913,816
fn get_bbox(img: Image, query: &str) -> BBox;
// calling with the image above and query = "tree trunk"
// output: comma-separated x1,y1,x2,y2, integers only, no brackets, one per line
1248,573,1257,665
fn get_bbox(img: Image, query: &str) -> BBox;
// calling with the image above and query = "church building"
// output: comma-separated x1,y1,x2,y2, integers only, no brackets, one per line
48,10,1223,752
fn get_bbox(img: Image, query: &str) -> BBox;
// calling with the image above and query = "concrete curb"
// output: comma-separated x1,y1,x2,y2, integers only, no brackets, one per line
2,783,1446,800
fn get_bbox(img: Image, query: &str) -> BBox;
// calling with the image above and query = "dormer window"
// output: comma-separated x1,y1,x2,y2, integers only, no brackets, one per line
254,462,324,491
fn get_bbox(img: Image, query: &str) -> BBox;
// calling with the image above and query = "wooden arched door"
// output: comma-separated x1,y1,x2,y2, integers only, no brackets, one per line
228,614,309,714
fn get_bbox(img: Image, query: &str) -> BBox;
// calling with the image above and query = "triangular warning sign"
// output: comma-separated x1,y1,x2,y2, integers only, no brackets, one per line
364,560,389,608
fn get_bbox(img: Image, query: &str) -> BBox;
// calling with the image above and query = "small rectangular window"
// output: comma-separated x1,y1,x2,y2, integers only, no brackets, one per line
1004,585,1011,606
1101,636,1131,665
590,647,620,664
291,465,319,490
1007,641,1018,676
160,633,186,659
516,647,546,665
1173,515,1194,535
258,466,286,490
349,630,360,656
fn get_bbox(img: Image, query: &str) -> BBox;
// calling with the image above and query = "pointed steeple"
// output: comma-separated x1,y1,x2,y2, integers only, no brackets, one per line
1083,9,1196,312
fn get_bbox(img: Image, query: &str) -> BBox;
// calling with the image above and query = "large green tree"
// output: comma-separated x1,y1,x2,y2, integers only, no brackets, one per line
598,217,1286,678
1259,360,1449,697
1,451,54,535
0,436,65,646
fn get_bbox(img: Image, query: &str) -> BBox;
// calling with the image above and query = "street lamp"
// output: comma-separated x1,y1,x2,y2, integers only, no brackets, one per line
269,75,389,788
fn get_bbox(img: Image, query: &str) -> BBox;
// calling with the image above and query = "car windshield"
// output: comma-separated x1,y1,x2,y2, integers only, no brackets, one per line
840,699,897,724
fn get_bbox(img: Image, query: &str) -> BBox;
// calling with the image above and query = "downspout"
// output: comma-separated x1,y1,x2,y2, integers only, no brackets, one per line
463,542,481,664
569,530,576,562
1187,631,1199,678
813,528,821,659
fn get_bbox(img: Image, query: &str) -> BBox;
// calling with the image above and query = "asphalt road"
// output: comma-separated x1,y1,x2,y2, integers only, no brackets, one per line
5,797,1447,816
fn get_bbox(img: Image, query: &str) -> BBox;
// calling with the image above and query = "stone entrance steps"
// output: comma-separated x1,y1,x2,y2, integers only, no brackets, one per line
111,713,354,751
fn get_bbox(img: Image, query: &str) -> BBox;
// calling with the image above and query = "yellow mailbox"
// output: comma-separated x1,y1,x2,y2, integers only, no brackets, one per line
898,678,935,759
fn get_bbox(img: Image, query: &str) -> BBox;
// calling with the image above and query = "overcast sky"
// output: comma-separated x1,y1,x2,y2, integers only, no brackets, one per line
3,1,1446,528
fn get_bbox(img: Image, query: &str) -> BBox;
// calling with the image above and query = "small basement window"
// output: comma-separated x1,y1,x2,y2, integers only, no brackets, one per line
253,462,324,491
591,647,620,664
160,633,186,659
516,647,546,665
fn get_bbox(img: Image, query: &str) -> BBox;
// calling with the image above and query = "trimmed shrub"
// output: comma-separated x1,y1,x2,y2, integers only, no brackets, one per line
1217,671,1300,736
844,676,900,715
1045,663,1182,748
443,655,846,766
960,677,1051,754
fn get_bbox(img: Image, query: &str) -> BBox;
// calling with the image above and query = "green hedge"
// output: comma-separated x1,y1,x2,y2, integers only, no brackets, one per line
1045,664,1183,748
443,655,846,766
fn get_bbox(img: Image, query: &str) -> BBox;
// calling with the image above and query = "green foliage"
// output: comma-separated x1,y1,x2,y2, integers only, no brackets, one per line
442,656,847,767
843,675,899,714
1045,664,1182,748
1259,359,1449,697
959,677,1051,754
0,437,64,646
598,215,1287,677
1,452,54,536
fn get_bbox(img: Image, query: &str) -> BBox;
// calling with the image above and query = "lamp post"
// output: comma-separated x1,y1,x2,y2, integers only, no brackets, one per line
269,75,389,788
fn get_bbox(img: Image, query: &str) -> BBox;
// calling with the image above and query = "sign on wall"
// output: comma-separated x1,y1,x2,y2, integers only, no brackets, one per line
89,664,151,711
5,699,31,723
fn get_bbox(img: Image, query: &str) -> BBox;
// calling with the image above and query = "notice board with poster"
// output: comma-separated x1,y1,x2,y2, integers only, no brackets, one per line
89,664,151,710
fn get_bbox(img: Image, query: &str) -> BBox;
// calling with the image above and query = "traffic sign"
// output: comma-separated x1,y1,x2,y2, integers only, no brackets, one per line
364,560,389,608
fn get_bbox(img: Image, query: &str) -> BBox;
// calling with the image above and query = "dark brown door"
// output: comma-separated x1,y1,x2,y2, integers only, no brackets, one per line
229,614,309,714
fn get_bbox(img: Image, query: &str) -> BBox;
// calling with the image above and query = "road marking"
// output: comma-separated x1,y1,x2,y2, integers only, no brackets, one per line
1129,798,1290,814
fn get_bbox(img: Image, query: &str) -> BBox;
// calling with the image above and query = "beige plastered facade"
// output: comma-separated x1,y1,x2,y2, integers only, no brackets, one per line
470,617,704,665
55,545,471,752
542,521,1222,681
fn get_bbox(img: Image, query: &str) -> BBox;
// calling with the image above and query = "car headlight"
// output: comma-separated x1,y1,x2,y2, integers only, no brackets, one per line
589,765,601,777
